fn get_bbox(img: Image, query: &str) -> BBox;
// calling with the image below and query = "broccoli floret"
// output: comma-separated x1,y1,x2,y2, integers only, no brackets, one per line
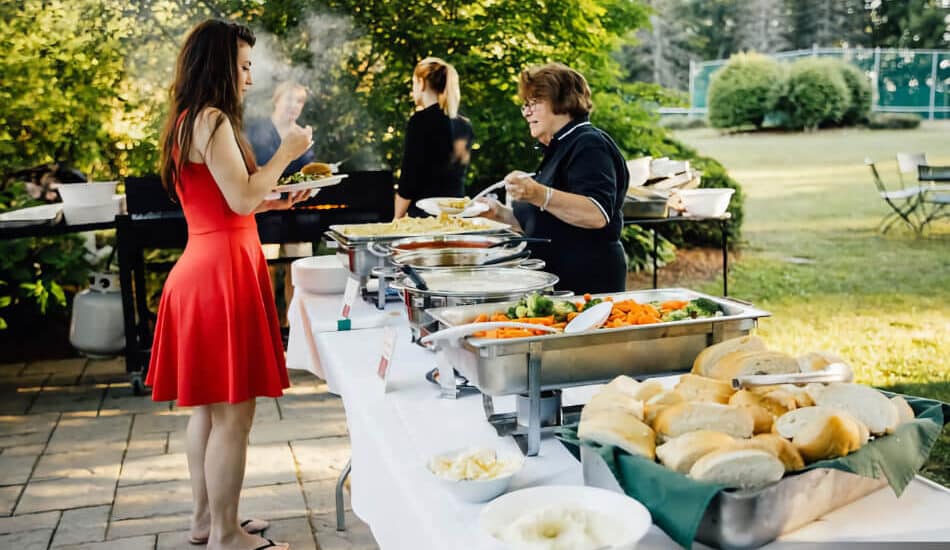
663,309,691,322
552,300,578,322
582,297,604,311
525,293,554,317
515,305,530,318
686,297,721,318
506,305,520,319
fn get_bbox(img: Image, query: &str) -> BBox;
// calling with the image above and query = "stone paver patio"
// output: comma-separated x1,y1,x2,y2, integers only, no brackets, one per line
0,358,378,550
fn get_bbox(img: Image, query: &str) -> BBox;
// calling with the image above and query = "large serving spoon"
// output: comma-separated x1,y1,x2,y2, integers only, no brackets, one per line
469,172,537,205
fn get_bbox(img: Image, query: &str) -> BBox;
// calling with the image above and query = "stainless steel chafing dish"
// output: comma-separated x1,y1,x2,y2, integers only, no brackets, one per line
424,288,770,455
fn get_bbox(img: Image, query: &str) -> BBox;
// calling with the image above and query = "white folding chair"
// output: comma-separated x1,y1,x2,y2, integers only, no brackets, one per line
896,152,927,188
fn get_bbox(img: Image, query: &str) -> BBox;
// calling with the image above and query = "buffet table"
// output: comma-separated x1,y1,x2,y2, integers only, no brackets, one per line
287,289,950,549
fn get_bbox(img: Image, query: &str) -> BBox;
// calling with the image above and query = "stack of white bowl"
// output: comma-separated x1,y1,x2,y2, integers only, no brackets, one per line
57,182,123,224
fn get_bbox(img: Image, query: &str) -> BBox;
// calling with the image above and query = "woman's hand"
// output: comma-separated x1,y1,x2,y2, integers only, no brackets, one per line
255,189,313,213
278,124,313,161
476,196,523,232
503,170,544,205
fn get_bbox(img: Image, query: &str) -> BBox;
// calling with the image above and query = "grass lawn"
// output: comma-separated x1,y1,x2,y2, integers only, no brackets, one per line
673,122,950,485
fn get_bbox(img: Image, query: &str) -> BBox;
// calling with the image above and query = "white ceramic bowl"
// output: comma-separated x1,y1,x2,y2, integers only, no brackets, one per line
676,188,735,217
57,182,118,206
63,196,121,225
479,485,651,550
427,448,523,503
291,255,349,294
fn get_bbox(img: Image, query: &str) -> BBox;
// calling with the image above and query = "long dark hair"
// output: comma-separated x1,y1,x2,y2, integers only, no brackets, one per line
159,19,256,200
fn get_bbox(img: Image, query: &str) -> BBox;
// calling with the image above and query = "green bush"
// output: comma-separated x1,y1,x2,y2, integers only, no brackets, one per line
867,113,922,129
621,225,676,273
660,116,707,130
838,62,872,125
707,53,784,129
777,57,850,130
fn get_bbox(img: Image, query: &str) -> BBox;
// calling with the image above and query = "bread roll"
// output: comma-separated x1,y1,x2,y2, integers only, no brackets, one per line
813,383,899,435
675,373,736,404
707,350,800,382
797,350,848,372
582,391,645,422
653,402,754,440
301,162,332,177
656,430,736,473
803,382,828,404
729,389,798,434
578,408,656,459
891,395,916,426
644,389,685,425
603,375,640,397
688,448,784,489
743,433,805,471
773,406,841,439
691,335,768,377
792,413,864,462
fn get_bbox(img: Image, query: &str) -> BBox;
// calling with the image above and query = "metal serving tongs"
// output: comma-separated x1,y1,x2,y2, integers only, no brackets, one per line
731,362,853,390
469,172,537,204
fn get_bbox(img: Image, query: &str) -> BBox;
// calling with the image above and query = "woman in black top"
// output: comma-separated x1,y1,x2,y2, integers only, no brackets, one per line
394,57,474,219
480,63,629,294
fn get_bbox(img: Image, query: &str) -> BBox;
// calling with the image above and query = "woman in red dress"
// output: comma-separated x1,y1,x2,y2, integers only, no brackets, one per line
146,20,312,550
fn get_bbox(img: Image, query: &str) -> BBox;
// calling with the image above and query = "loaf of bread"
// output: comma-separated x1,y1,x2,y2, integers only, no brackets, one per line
691,335,768,377
742,433,805,471
892,395,916,426
813,383,899,435
655,430,737,473
674,373,736,404
582,391,645,423
792,412,864,462
706,350,800,382
602,375,664,402
653,402,754,440
729,389,798,434
644,389,685,425
773,405,868,442
688,448,785,489
579,408,656,460
797,350,848,372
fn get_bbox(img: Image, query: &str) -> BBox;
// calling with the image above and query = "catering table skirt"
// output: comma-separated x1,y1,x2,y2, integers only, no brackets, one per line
310,326,950,550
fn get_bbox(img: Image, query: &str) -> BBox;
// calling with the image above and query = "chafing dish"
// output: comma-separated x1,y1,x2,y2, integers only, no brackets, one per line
424,288,770,455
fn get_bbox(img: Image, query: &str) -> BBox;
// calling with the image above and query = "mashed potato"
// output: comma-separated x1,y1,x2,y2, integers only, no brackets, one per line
493,505,626,550
428,448,520,481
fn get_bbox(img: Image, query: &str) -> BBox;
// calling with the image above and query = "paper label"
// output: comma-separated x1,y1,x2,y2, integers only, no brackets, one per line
377,326,397,391
340,276,359,319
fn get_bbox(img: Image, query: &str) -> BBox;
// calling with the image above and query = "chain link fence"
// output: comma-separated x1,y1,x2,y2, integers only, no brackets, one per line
679,47,950,120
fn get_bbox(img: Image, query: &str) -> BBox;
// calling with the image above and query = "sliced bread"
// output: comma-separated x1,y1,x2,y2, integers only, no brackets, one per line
813,383,899,435
742,433,805,471
797,350,848,372
729,389,798,434
688,448,785,489
655,430,736,473
653,402,754,440
792,412,864,462
706,350,800,382
674,373,736,404
691,335,768,377
579,408,656,460
644,389,685,425
891,395,916,426
582,391,646,422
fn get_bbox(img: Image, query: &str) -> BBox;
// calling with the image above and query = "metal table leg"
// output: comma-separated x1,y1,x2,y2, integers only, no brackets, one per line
721,219,729,296
652,227,658,289
335,457,352,531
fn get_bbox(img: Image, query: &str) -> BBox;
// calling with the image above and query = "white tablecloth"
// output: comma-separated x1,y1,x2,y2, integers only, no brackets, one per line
311,326,950,550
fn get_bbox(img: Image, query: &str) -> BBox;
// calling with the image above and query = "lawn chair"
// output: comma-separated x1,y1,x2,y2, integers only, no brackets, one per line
917,164,950,232
896,152,927,188
865,158,921,234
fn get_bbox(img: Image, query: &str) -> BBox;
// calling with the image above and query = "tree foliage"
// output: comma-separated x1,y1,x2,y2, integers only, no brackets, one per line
707,53,783,129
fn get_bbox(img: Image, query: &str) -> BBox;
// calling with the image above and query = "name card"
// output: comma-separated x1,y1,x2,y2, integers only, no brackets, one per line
377,326,398,392
340,276,359,319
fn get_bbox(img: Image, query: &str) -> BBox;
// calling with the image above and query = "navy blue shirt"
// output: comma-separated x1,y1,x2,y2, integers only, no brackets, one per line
513,117,629,293
245,118,315,177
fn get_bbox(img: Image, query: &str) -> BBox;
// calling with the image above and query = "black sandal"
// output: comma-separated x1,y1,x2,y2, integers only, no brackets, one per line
253,539,280,550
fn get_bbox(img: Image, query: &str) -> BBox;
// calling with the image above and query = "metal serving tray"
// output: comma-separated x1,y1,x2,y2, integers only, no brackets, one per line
328,217,510,242
425,288,770,397
581,446,887,549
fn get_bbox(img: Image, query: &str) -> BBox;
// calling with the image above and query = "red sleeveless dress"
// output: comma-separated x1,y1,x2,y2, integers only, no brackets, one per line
146,121,289,406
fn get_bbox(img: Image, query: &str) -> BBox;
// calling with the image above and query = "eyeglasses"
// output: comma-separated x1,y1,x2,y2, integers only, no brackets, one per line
521,99,543,114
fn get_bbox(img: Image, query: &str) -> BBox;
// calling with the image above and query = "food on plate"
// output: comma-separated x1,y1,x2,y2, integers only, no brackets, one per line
740,433,805,471
437,197,471,210
653,402,755,440
428,448,520,481
691,335,767,377
578,407,656,460
813,382,900,435
335,213,494,238
705,350,801,382
492,505,626,550
792,412,866,462
278,161,333,185
470,292,724,339
892,395,916,426
688,448,785,489
728,389,798,434
656,430,737,474
674,373,736,404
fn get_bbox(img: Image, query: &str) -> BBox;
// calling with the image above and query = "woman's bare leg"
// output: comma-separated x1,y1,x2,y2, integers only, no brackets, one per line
187,406,213,542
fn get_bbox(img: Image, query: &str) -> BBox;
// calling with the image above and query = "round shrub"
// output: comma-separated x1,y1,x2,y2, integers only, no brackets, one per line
868,113,921,130
707,53,784,129
779,57,850,130
837,61,872,125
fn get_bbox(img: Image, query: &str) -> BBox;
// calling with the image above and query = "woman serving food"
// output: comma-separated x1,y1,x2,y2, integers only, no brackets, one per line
480,63,629,294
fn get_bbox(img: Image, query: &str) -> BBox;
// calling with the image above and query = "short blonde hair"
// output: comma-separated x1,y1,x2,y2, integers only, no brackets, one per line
414,57,461,118
518,63,592,118
271,81,308,107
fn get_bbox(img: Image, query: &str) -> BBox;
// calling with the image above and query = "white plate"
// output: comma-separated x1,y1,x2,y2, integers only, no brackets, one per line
273,174,348,193
417,197,490,217
479,485,651,550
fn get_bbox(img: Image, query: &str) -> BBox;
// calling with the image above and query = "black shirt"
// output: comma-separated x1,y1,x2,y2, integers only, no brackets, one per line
397,104,473,217
245,118,315,178
513,116,629,293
